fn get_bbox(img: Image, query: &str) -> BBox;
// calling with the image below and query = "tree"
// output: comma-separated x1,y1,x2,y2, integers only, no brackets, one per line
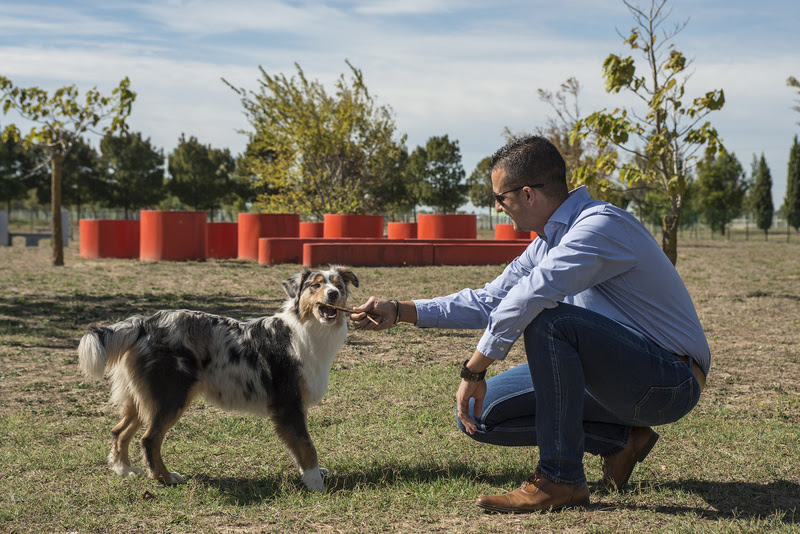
788,76,800,126
749,154,774,240
570,0,724,265
0,126,45,211
100,131,165,219
468,156,494,222
33,138,104,219
409,135,467,214
694,151,747,235
227,62,408,218
0,77,135,265
784,135,800,232
167,134,235,220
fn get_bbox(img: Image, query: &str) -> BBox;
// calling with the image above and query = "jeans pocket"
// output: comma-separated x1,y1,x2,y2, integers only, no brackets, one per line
634,377,696,425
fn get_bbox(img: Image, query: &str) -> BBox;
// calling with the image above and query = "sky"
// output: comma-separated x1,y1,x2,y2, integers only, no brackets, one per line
1,0,798,209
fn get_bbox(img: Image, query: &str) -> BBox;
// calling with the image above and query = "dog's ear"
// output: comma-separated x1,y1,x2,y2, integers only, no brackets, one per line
282,268,311,299
333,265,359,288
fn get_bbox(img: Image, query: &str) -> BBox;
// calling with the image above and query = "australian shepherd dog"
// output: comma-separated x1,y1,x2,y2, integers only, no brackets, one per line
77,266,358,493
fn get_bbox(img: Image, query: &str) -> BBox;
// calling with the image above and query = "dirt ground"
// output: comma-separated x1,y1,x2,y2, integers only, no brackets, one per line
1,238,798,422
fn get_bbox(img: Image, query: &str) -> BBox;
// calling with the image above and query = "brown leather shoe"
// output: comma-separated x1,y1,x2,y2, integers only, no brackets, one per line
589,426,659,491
476,469,590,513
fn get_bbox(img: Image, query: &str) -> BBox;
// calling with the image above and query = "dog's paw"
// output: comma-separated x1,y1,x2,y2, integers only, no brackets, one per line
111,464,145,478
301,468,326,493
167,471,185,485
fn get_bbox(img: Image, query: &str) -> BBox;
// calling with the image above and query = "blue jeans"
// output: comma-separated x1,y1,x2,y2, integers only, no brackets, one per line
457,303,703,486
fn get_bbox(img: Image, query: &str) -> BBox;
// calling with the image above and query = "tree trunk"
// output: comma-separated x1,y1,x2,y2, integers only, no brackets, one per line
51,153,64,267
661,212,679,266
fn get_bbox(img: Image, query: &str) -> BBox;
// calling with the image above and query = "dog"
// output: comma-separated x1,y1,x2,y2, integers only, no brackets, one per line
77,265,358,493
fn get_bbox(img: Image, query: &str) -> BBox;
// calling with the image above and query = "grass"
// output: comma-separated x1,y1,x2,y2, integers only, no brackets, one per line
1,239,799,533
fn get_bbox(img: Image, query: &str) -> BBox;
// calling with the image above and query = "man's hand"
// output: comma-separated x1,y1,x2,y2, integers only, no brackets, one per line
456,378,486,435
350,297,395,330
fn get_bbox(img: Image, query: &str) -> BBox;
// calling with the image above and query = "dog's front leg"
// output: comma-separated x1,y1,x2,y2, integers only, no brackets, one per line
272,408,326,493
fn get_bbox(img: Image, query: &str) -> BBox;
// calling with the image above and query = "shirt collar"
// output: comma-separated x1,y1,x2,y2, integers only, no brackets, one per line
541,185,592,243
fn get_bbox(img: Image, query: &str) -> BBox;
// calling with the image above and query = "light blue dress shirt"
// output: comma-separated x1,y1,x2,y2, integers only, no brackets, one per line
414,186,711,376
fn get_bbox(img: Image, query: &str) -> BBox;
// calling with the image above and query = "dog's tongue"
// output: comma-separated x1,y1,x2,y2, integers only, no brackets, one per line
319,305,337,320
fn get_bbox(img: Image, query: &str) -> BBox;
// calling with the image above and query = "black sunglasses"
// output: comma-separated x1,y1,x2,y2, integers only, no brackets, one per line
493,184,544,204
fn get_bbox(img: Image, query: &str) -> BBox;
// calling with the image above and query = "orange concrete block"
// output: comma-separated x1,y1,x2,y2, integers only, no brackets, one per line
140,211,207,262
79,219,140,259
323,214,384,238
417,214,476,239
387,222,417,239
238,213,299,261
303,242,434,267
206,222,238,259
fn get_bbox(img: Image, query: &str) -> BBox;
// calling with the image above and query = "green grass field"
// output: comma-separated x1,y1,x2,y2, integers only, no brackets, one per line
1,239,799,533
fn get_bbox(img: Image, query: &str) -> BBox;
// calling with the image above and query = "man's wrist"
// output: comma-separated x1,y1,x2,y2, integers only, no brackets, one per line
460,359,487,382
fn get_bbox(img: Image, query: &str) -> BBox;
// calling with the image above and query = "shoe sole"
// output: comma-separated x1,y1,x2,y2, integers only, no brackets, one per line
476,499,591,514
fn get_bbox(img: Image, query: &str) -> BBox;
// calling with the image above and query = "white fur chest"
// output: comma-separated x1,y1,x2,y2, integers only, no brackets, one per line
282,313,348,408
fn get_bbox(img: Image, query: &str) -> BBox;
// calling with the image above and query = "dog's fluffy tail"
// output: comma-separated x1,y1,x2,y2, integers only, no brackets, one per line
78,317,144,379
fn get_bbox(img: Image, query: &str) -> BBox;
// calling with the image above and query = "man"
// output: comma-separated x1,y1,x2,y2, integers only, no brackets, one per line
351,135,708,513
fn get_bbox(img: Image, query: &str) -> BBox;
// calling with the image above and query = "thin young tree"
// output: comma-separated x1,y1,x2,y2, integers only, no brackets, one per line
0,77,135,265
570,0,724,264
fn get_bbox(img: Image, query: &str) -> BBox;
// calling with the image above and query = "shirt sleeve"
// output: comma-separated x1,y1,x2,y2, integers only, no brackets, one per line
476,210,639,360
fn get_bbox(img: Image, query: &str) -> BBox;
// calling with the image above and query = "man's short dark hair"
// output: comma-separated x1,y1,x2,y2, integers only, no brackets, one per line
489,135,568,198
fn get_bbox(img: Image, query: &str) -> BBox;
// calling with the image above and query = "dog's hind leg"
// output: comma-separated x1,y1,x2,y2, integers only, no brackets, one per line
109,401,144,477
273,408,325,493
140,412,186,485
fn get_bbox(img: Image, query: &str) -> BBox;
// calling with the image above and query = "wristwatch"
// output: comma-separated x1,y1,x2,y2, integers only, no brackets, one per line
460,359,487,382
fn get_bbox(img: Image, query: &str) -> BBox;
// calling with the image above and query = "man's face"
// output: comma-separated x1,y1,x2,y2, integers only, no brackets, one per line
491,167,528,231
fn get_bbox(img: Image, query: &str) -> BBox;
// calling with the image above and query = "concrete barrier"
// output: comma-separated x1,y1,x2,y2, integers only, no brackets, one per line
140,210,207,262
79,219,140,259
238,213,300,261
207,222,238,259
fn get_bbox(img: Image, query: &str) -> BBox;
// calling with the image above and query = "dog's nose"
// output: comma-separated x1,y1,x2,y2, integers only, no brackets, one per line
326,289,339,301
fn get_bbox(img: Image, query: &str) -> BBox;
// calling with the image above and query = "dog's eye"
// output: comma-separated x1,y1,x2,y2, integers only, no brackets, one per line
310,283,321,290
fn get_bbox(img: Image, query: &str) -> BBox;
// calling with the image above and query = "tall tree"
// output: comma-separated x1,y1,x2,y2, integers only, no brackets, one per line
411,135,467,214
0,77,135,265
100,131,165,219
167,134,235,220
468,156,494,222
782,135,800,232
695,151,747,236
749,154,774,240
788,76,800,126
227,62,407,218
570,0,724,265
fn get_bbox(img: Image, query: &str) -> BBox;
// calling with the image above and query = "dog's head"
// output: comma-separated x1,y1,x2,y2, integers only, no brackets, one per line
282,265,359,324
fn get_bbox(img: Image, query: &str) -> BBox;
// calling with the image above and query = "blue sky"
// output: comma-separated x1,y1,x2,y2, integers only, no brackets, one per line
2,0,798,208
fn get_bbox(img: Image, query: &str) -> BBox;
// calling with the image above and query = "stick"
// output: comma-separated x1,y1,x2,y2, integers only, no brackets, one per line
328,304,380,325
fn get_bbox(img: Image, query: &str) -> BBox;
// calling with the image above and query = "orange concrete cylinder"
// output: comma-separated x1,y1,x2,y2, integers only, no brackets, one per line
237,213,300,261
299,222,325,238
417,214,477,239
323,214,384,238
387,222,417,239
206,222,238,259
494,223,532,240
79,219,140,259
140,210,207,262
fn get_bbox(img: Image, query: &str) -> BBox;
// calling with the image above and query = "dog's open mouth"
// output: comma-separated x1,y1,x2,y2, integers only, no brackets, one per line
317,304,338,322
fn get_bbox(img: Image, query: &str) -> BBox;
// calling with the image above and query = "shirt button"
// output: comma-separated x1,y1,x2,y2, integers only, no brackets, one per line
499,347,505,351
